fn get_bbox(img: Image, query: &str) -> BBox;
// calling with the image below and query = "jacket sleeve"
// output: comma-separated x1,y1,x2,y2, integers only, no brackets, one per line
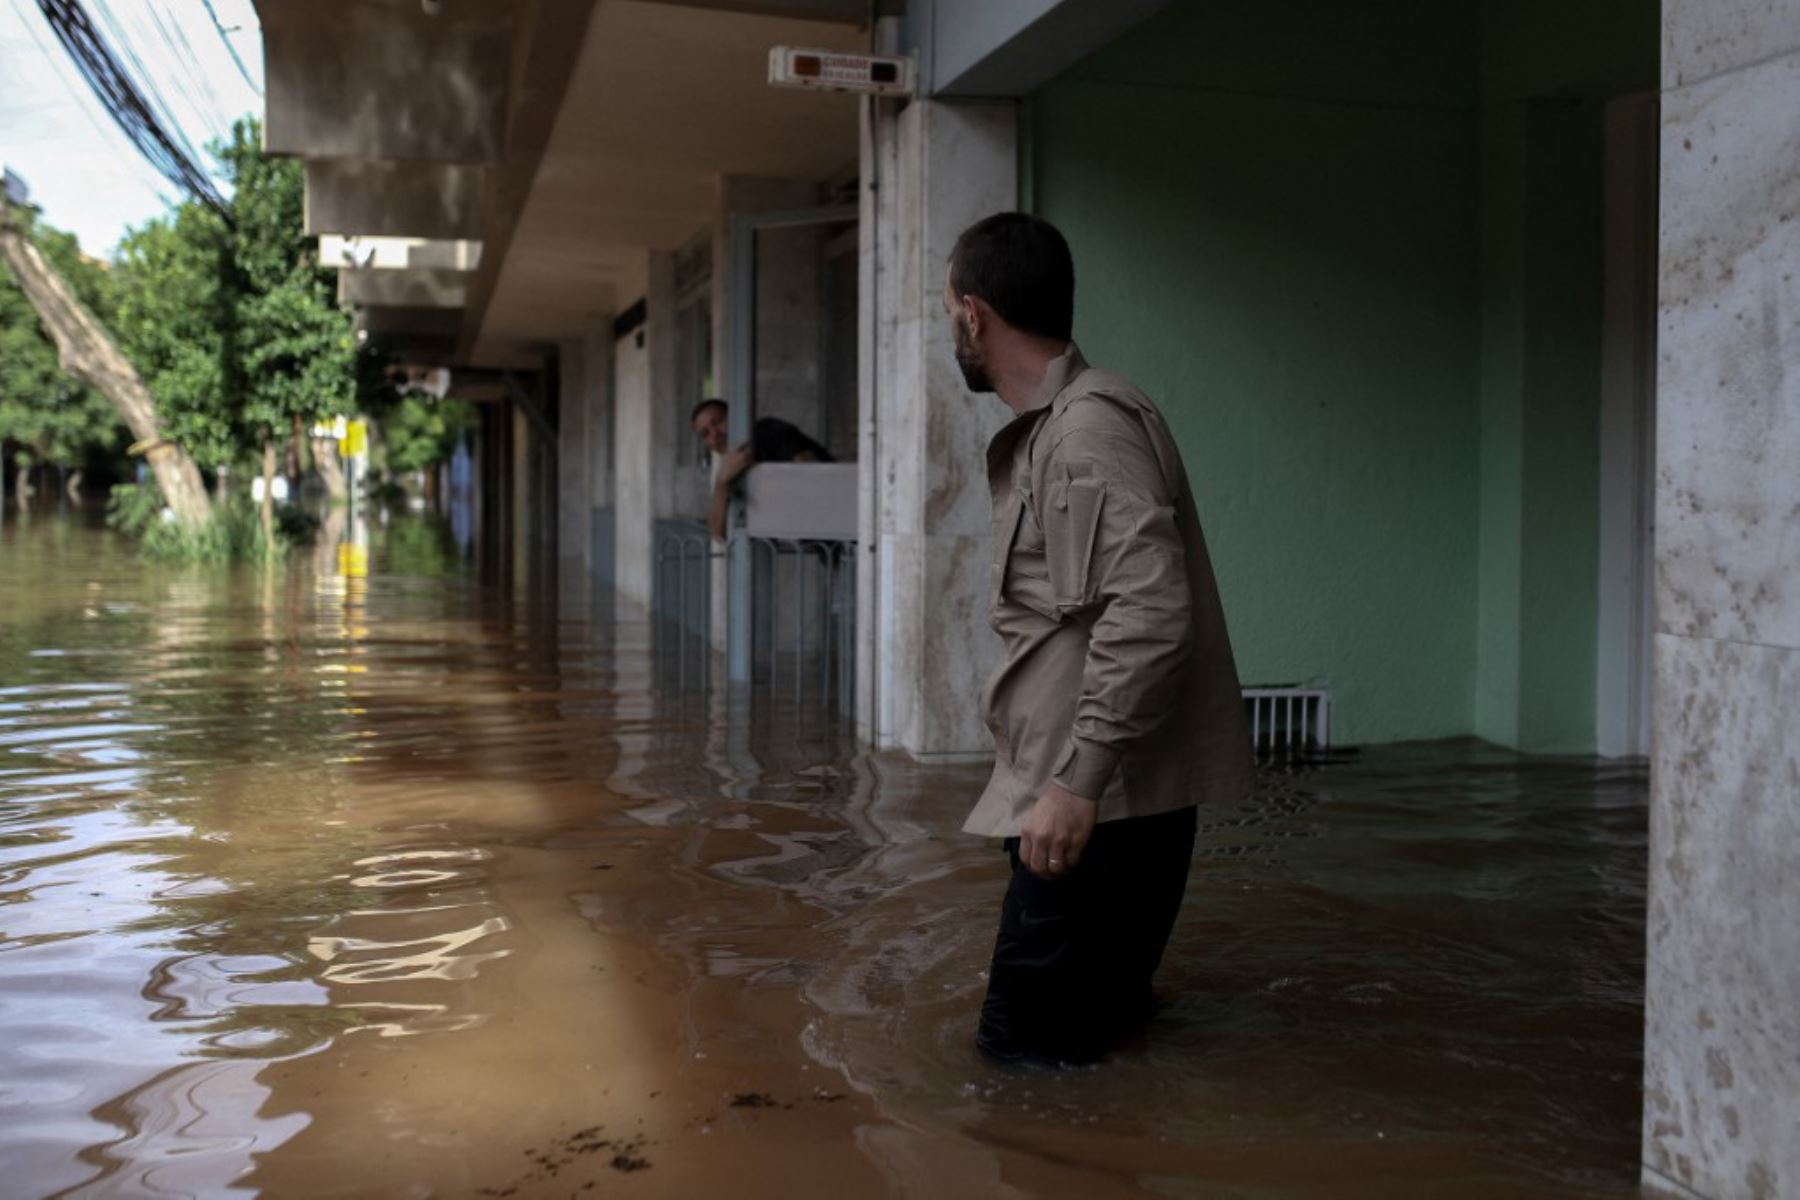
1043,408,1193,801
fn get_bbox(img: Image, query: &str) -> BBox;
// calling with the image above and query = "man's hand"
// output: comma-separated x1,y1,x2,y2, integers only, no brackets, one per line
1018,783,1097,880
719,442,755,485
708,443,757,541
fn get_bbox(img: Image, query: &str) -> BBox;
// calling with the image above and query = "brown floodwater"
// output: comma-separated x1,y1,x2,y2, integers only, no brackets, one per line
0,511,1651,1199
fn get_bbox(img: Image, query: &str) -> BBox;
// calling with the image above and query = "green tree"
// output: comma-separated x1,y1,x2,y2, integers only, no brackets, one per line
0,214,127,504
380,394,475,476
217,115,355,492
112,205,236,471
1,199,213,526
112,117,358,547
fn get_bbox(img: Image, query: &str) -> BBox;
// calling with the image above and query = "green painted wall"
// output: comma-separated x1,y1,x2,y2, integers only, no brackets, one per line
1029,1,1482,745
1475,0,1655,752
1027,0,1655,751
1476,102,1609,752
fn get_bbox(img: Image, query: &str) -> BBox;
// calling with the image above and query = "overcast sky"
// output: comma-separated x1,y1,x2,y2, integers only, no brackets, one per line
0,0,263,259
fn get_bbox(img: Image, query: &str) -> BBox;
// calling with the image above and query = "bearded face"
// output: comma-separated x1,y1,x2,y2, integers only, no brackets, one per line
951,305,995,394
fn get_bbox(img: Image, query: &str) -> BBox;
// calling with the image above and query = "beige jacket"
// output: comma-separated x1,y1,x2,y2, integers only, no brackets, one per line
964,346,1253,838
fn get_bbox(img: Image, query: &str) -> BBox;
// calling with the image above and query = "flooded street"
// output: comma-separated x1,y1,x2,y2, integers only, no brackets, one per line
1,513,1649,1199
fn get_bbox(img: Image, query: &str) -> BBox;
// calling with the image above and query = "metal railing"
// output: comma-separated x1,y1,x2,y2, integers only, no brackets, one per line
653,520,716,690
741,535,855,716
652,522,856,715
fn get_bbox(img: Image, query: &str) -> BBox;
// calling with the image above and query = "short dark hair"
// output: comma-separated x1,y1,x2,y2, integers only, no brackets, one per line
690,398,727,425
949,213,1074,342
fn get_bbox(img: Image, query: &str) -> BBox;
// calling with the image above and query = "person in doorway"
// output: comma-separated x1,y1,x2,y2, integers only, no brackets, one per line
947,213,1253,1064
690,399,833,540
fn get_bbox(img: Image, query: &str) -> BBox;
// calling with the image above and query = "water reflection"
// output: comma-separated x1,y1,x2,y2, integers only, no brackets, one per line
0,512,1649,1198
0,513,521,1195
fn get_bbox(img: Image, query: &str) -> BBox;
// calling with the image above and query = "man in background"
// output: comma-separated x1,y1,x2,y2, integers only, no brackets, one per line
690,399,832,540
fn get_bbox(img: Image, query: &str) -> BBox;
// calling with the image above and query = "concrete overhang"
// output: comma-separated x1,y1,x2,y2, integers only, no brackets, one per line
304,160,487,240
321,236,483,272
638,0,868,21
462,0,864,363
356,305,462,339
340,268,471,309
255,0,515,162
913,0,1177,96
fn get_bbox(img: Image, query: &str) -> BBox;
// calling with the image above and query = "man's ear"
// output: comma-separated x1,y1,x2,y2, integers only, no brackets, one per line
961,295,985,338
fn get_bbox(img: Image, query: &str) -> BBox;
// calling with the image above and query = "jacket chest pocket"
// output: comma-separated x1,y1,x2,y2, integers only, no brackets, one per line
1045,466,1106,611
993,487,1058,620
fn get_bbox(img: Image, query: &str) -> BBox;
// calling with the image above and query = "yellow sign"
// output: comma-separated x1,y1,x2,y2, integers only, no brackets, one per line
342,418,368,458
337,542,368,578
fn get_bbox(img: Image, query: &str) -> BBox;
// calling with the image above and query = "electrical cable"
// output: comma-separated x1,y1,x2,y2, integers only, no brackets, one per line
89,0,210,171
29,0,229,216
146,0,235,136
3,0,171,208
199,0,258,95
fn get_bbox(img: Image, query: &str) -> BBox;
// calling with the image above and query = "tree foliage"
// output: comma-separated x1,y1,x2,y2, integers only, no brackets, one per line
0,213,127,476
381,394,476,475
111,205,235,468
216,118,355,445
10,115,463,548
112,117,356,474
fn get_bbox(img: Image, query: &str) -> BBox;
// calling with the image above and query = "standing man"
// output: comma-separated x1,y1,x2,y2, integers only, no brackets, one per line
690,399,833,539
946,213,1253,1064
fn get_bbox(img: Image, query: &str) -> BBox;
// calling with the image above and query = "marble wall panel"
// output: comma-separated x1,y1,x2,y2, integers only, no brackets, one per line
1663,0,1800,89
1645,633,1800,1200
1647,3,1800,1192
866,98,1018,756
1655,51,1800,650
918,531,1002,755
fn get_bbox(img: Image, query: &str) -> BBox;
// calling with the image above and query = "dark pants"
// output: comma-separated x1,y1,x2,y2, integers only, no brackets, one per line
977,804,1198,1064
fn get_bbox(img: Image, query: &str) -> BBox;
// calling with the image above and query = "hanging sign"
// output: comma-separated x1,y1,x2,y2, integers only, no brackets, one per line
768,47,914,97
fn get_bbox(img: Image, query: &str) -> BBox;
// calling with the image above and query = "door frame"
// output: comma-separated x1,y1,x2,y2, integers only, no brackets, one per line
724,205,860,684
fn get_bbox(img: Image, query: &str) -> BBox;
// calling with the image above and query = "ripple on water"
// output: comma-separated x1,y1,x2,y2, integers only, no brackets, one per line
0,518,1649,1199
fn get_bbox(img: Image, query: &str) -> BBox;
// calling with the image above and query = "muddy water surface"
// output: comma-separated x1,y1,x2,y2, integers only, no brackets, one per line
0,514,1649,1198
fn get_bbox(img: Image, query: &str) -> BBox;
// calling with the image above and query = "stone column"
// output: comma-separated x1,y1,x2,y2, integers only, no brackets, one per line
556,337,591,573
858,97,1017,756
646,252,681,525
1643,4,1800,1197
581,321,615,587
612,252,678,614
613,312,654,609
510,403,532,583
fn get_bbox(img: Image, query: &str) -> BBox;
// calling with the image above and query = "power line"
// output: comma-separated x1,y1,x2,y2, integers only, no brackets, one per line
29,0,229,216
145,0,236,137
89,0,210,173
199,0,259,96
3,0,171,210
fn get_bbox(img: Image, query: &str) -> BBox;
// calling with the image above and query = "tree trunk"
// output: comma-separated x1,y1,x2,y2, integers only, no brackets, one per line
13,462,31,510
214,465,229,503
0,211,212,527
260,440,276,550
312,437,347,503
288,413,308,492
66,468,82,502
